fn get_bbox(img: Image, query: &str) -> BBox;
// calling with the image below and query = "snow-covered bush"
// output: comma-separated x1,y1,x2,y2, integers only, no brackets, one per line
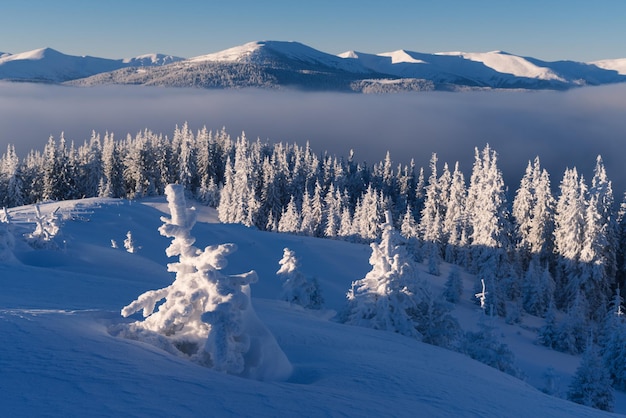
25,205,62,249
276,247,323,309
123,230,138,253
118,184,291,380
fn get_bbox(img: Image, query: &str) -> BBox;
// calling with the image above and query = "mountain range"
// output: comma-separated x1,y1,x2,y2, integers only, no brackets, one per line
1,40,626,92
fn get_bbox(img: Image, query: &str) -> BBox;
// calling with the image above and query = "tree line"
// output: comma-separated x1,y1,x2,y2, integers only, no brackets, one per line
2,124,625,323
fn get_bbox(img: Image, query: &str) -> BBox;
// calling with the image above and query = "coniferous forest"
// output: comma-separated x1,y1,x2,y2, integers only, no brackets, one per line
2,122,626,393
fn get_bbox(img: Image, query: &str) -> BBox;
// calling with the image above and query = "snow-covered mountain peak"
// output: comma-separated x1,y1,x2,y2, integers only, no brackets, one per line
338,50,360,59
188,40,371,74
0,47,63,62
378,50,427,64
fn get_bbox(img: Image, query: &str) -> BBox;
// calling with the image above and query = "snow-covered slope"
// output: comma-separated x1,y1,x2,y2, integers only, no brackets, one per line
0,197,621,416
592,58,626,76
0,48,182,83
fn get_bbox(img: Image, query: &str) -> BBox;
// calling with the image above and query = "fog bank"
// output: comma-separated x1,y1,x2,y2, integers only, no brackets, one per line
1,82,626,194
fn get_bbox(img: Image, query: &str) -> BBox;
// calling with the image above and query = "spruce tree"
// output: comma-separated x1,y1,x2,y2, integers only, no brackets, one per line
567,341,614,412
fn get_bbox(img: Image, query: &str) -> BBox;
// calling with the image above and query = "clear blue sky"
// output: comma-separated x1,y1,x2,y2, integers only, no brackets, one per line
1,0,625,61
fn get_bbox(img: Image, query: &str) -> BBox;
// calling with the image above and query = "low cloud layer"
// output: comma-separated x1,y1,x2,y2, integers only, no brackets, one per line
1,82,626,194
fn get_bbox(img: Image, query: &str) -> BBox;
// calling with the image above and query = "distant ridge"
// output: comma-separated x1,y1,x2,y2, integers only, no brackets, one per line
2,41,625,91
0,47,183,83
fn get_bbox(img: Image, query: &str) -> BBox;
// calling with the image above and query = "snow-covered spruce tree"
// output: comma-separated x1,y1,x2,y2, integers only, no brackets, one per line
599,287,626,390
522,256,555,317
341,211,421,338
0,144,24,208
567,340,614,412
555,290,589,355
0,207,16,262
120,184,291,380
420,153,443,275
512,157,554,269
400,205,422,262
537,297,559,349
411,285,460,349
277,196,301,234
276,248,323,309
443,264,463,303
461,314,521,378
465,145,512,316
553,168,586,309
443,162,466,264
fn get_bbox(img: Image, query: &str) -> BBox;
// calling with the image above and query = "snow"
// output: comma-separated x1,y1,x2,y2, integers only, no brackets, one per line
379,50,427,65
2,41,626,90
0,47,59,62
436,50,565,81
122,53,184,66
592,59,626,75
188,41,263,63
0,197,622,416
189,40,371,74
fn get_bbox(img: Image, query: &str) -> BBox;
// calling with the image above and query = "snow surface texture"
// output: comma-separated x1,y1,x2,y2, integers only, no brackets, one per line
3,40,625,90
0,197,622,417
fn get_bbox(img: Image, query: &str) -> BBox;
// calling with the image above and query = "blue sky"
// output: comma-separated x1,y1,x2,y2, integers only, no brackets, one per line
2,0,625,61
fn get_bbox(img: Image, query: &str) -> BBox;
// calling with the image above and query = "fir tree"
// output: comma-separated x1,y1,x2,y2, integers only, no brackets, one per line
342,211,421,338
276,248,323,309
461,315,521,377
600,287,626,390
567,341,614,412
443,264,463,303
